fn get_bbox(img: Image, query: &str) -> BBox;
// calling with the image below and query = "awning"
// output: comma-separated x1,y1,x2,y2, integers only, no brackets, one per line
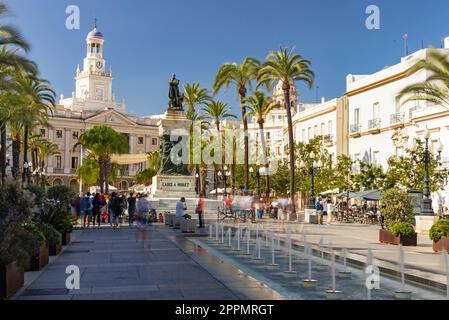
335,191,358,198
110,154,149,165
320,188,340,196
362,190,382,201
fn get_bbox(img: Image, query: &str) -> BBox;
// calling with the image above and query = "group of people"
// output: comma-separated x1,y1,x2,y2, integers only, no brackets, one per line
71,191,152,229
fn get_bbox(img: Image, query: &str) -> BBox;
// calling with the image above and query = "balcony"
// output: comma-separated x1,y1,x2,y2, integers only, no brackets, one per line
54,168,64,174
71,169,77,174
367,118,381,133
390,112,405,127
120,170,130,177
350,124,362,137
323,134,334,146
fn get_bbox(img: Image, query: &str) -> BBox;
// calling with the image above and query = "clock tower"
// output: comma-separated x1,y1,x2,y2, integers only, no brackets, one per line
74,19,114,106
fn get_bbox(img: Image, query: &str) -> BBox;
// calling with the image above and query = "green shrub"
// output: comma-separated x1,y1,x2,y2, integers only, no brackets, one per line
0,179,39,267
47,185,75,207
381,189,414,231
37,200,73,234
23,223,46,245
57,216,74,234
429,218,449,242
39,223,61,246
25,185,45,206
391,222,416,237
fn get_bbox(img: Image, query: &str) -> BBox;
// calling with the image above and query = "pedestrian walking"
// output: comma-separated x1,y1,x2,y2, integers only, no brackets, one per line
92,193,103,229
81,192,93,228
136,193,151,248
196,194,205,228
127,192,137,227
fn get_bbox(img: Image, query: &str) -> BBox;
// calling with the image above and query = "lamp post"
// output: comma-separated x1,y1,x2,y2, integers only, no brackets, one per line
223,165,228,197
195,173,200,195
300,151,323,210
217,170,222,199
410,129,444,216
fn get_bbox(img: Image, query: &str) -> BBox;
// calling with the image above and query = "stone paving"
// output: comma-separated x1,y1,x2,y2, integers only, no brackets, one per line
15,225,284,300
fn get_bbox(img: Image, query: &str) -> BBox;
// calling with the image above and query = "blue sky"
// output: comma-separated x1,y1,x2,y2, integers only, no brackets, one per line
6,0,449,117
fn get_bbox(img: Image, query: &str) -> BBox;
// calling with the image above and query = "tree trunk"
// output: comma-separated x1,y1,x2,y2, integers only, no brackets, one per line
104,156,111,194
12,134,21,180
22,126,29,184
240,93,249,193
284,87,296,214
0,124,6,183
258,120,270,198
98,157,105,194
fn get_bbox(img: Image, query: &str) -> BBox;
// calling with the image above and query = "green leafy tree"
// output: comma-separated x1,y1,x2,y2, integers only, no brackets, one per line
381,188,414,231
213,57,260,192
332,155,355,192
247,91,278,196
135,151,160,185
257,47,314,211
75,125,129,194
352,161,385,191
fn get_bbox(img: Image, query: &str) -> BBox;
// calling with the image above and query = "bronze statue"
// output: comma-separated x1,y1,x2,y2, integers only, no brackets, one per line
168,74,184,111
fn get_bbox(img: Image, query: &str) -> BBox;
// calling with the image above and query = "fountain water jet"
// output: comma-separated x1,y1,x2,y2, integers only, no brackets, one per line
302,245,317,288
267,232,279,270
394,244,412,299
209,225,213,239
283,233,297,278
325,242,343,300
338,247,352,279
227,228,232,247
315,237,328,271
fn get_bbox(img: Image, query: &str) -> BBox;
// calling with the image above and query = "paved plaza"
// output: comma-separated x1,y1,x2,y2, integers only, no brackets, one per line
14,224,283,300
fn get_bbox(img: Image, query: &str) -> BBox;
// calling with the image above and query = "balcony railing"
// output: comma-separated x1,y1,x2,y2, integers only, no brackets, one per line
390,112,405,124
368,118,381,130
71,169,77,174
54,168,64,174
323,134,334,144
350,124,362,134
120,170,130,176
440,157,449,169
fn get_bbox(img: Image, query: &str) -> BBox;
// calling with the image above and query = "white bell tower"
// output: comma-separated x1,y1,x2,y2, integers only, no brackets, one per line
74,19,113,105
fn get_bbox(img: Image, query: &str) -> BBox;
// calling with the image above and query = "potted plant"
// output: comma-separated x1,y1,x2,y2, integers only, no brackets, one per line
379,189,417,246
59,217,74,246
0,180,39,299
23,224,49,271
40,223,62,256
37,200,73,246
429,218,449,252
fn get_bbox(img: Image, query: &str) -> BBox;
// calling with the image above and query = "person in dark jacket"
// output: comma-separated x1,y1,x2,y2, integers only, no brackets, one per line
127,192,136,227
92,193,103,229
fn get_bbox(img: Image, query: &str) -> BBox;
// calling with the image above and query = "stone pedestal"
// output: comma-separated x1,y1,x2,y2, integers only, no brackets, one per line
152,175,197,198
304,209,318,224
415,215,438,234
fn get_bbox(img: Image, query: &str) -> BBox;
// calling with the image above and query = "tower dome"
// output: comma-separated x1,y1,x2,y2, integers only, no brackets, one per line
86,18,104,40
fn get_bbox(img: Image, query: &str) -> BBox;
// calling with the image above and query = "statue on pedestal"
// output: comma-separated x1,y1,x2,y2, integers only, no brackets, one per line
168,74,184,111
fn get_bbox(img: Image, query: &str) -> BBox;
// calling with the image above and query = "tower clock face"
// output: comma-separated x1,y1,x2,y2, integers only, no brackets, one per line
96,61,103,69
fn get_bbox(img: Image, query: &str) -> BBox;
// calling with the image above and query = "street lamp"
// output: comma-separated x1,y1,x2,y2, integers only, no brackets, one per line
195,173,200,195
300,152,322,210
223,165,228,197
217,170,222,199
410,129,444,216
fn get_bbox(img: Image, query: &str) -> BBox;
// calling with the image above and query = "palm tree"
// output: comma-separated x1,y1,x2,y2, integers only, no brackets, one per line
203,101,236,195
398,50,449,108
75,125,129,194
15,75,55,183
257,47,314,212
183,83,212,120
35,138,58,186
0,4,32,51
213,57,260,192
247,91,278,197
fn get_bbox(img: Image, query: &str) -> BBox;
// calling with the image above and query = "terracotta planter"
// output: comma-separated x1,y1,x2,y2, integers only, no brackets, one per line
379,229,417,246
61,233,71,246
0,261,24,299
432,237,449,253
49,235,62,256
26,245,49,271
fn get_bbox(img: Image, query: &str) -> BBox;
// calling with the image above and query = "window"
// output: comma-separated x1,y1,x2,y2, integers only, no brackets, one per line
138,137,144,145
71,157,78,169
354,108,360,125
308,127,312,141
314,125,318,138
372,151,380,166
72,131,79,139
95,88,103,100
328,121,333,135
266,132,271,140
354,153,360,161
320,123,325,136
55,156,62,169
302,129,306,142
40,129,46,137
152,138,158,145
56,130,63,139
373,102,380,119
